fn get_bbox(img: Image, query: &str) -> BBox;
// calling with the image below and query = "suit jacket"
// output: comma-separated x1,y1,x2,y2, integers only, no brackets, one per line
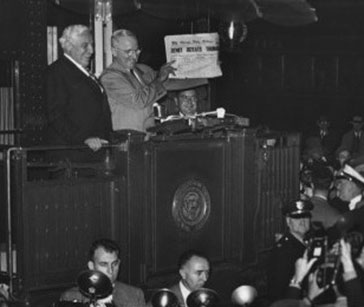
100,62,166,132
60,281,146,307
267,232,306,303
169,282,185,307
46,56,112,161
336,130,364,157
310,195,341,230
304,129,340,160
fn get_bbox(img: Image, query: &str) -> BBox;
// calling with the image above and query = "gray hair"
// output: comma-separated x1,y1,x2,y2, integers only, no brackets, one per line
111,29,137,48
59,24,90,51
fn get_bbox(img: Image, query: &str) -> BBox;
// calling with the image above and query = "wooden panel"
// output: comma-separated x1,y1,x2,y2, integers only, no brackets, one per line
148,139,228,274
16,178,124,291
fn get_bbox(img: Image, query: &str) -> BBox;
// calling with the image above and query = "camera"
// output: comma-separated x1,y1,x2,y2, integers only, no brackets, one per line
307,236,327,265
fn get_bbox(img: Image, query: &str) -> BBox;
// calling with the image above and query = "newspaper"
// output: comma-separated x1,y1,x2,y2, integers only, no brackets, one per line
164,33,222,79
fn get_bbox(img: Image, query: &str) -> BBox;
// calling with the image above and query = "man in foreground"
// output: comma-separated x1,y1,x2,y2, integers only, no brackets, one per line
60,238,146,307
170,249,210,307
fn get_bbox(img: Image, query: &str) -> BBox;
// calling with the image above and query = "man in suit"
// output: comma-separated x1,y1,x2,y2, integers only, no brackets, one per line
60,238,146,307
309,164,341,230
100,29,175,133
336,115,364,162
170,250,210,307
46,24,112,162
304,116,340,164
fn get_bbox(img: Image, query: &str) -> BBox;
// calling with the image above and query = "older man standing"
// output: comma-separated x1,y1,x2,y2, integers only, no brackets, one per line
169,249,210,307
60,238,146,307
46,25,112,160
100,29,175,133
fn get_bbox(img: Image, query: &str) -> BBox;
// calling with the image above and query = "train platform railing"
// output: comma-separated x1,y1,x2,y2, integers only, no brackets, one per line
0,142,129,301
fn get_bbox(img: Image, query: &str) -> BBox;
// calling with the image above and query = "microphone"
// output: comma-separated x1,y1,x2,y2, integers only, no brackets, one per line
199,107,226,118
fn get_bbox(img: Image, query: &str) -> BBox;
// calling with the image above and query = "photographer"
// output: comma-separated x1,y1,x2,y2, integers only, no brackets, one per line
339,239,364,307
269,253,326,307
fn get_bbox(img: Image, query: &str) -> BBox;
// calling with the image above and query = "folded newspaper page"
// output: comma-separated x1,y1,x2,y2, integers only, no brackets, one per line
164,33,223,79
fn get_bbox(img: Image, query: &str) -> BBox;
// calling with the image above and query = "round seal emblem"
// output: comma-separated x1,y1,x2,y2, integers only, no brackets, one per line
172,179,211,232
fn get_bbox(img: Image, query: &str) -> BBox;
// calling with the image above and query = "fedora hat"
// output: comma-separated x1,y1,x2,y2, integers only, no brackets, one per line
350,115,364,124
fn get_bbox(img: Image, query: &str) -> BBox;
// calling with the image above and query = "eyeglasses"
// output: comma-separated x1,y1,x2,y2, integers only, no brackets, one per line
114,47,141,56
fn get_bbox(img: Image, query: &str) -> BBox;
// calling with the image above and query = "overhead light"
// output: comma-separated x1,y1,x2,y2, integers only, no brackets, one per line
218,20,248,50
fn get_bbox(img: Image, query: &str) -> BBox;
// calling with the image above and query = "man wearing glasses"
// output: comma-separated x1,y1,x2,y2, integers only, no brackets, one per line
100,29,175,133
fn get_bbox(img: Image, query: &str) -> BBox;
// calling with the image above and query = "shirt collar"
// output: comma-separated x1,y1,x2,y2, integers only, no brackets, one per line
179,280,191,306
64,53,90,77
349,194,362,211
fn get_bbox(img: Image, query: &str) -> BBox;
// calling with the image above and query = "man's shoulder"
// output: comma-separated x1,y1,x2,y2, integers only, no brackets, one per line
169,283,180,292
115,281,141,290
135,63,154,73
47,56,80,78
60,286,86,302
114,281,144,295
274,233,303,251
100,63,128,82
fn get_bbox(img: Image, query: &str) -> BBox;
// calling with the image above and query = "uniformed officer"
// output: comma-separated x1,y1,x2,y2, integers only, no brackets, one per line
266,199,313,303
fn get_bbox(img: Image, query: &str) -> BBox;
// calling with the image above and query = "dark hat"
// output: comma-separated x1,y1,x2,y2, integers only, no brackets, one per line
282,200,313,218
350,115,364,124
336,164,364,187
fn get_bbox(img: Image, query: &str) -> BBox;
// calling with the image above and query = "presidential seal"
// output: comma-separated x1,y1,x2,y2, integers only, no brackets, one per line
172,179,211,232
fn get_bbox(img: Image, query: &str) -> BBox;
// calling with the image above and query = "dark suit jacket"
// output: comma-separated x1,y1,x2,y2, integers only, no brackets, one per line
46,56,112,161
169,283,185,307
267,232,306,303
60,281,146,307
336,130,364,158
304,130,340,160
310,196,341,230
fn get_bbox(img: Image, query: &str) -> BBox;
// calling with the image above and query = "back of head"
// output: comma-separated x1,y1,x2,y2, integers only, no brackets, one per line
311,164,333,191
88,238,120,261
178,249,209,269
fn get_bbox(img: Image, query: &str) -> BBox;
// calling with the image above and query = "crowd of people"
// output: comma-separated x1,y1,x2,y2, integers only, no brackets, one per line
41,23,364,307
264,115,364,307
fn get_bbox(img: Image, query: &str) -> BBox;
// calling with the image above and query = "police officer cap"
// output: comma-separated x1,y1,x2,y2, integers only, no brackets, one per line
282,200,313,218
336,164,364,188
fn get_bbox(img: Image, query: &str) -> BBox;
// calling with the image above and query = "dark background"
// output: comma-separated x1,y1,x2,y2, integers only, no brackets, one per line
2,0,364,144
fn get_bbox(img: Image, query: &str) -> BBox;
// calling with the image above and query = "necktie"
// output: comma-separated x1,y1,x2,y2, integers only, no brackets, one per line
89,73,104,93
320,130,325,139
131,69,145,86
352,132,360,153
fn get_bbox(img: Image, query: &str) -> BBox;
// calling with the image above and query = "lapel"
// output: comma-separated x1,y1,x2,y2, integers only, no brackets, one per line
62,56,104,96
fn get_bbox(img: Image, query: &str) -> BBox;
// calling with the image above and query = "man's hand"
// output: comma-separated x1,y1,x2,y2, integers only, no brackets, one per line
340,239,354,272
84,137,108,151
307,269,327,302
157,60,176,82
292,250,317,284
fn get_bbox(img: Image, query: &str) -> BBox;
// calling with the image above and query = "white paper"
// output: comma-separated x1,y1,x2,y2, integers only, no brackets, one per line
164,33,223,79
